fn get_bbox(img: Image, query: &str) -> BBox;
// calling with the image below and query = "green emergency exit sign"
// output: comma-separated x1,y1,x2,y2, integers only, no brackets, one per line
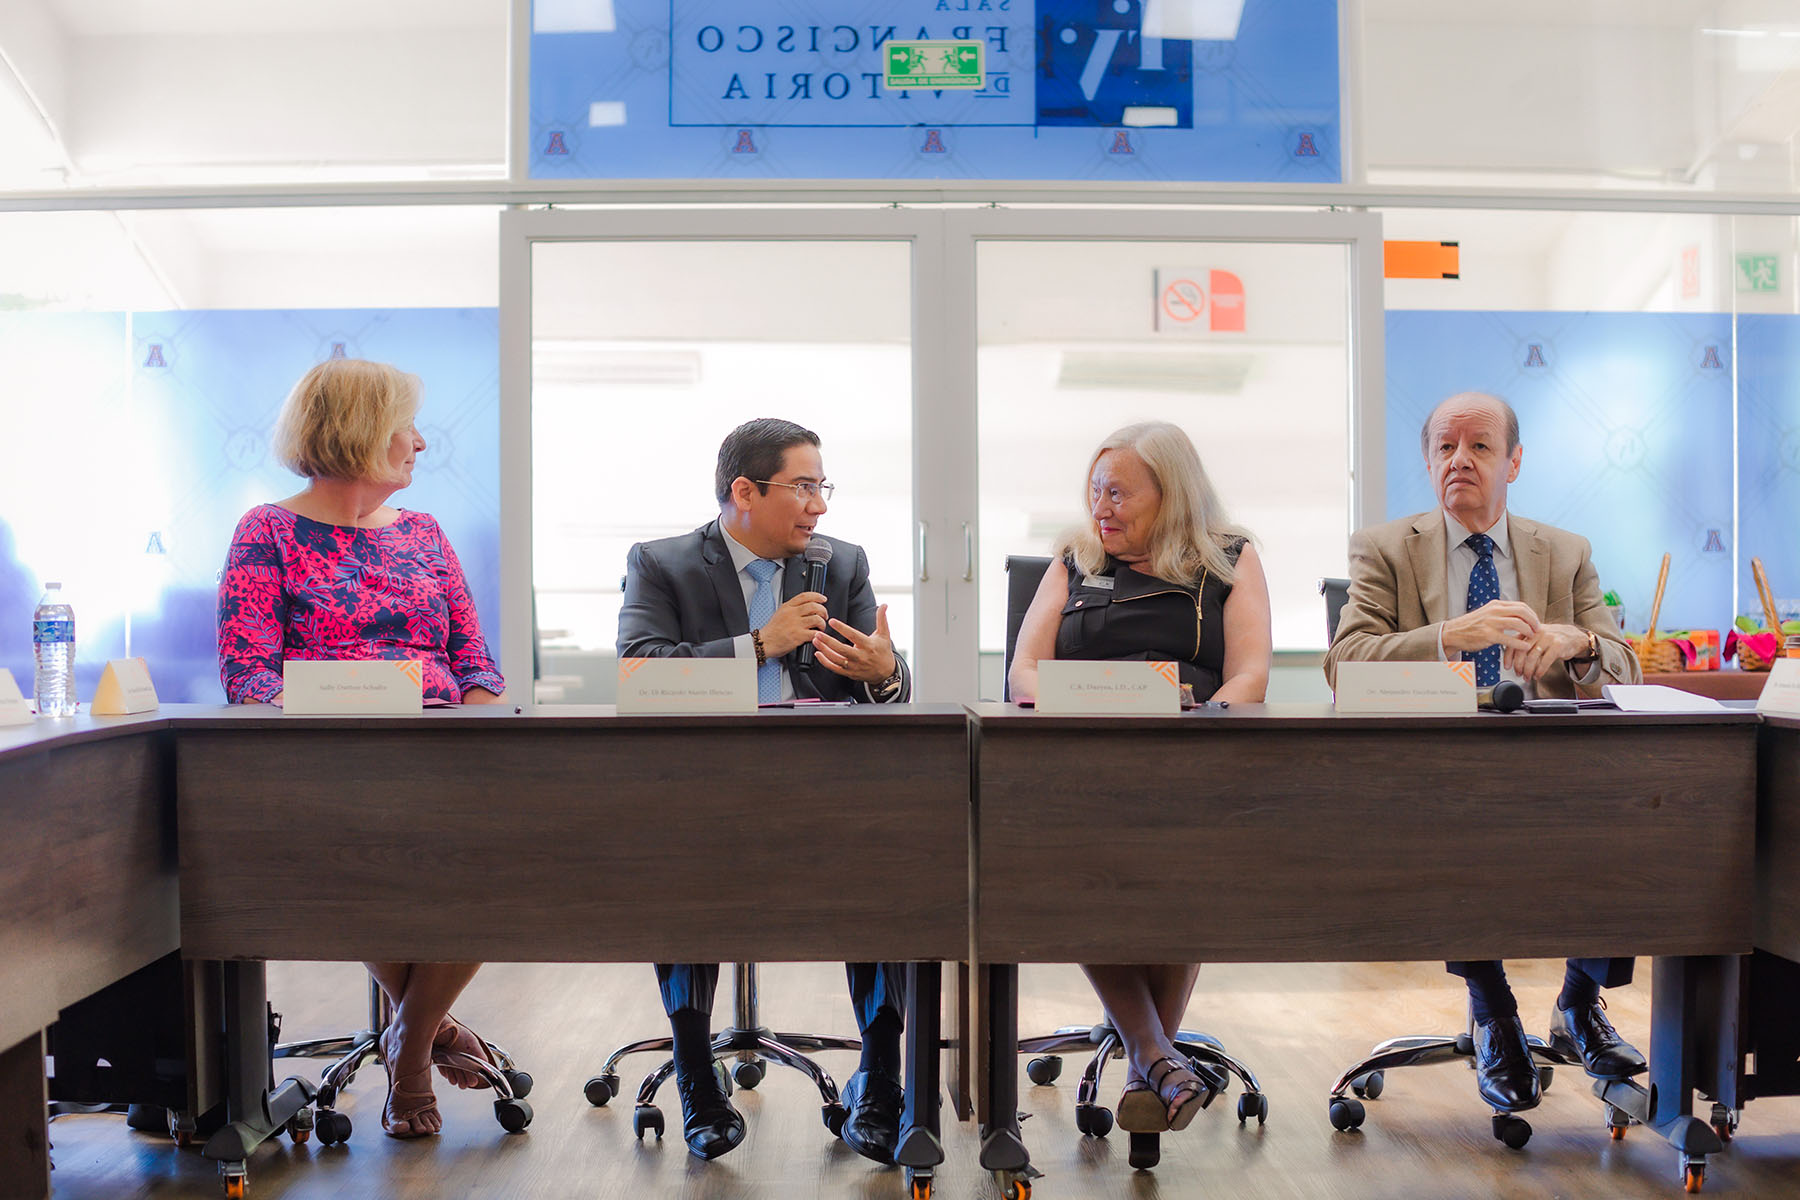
884,41,984,89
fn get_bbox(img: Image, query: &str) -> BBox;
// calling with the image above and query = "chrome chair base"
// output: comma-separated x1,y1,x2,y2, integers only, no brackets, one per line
275,977,533,1144
583,962,860,1138
1020,1022,1268,1170
1325,1018,1579,1149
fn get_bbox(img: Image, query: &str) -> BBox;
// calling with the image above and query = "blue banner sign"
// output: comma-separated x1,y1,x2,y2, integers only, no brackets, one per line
530,0,1340,181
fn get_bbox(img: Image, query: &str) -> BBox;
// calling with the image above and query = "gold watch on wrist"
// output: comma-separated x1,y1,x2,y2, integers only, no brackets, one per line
1569,628,1600,665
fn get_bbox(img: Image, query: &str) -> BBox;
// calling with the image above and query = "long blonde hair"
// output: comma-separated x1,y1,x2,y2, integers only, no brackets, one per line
272,358,421,483
1057,421,1251,587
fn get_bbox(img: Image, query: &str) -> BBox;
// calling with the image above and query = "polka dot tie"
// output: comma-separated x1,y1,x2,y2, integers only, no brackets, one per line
1463,533,1502,687
746,558,782,703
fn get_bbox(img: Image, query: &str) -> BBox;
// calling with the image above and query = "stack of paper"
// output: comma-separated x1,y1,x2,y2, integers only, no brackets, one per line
1601,684,1729,714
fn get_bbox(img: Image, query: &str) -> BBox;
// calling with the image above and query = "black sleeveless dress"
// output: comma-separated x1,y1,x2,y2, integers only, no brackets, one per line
1053,539,1245,702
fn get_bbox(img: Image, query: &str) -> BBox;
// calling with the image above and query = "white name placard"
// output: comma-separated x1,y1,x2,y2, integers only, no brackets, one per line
0,668,30,726
1335,660,1477,714
1036,660,1181,715
90,657,159,715
617,657,757,715
282,660,424,715
1756,658,1800,718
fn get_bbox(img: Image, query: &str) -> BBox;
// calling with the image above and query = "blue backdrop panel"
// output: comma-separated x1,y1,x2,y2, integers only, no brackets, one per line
1385,310,1734,634
529,0,1339,181
1738,314,1800,619
0,309,500,705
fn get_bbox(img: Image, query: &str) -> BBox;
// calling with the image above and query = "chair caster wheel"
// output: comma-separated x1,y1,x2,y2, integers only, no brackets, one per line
1073,1103,1112,1137
993,1170,1032,1200
1025,1055,1062,1086
1237,1091,1268,1125
495,1097,533,1133
733,1059,766,1090
1709,1103,1736,1143
285,1107,313,1144
1538,1064,1554,1093
822,1101,848,1137
1127,1131,1161,1170
634,1104,664,1140
1684,1161,1706,1193
584,1074,618,1106
126,1103,167,1133
315,1110,352,1145
503,1068,533,1099
1328,1096,1365,1131
1351,1070,1383,1100
220,1165,247,1200
908,1170,934,1200
1493,1113,1532,1150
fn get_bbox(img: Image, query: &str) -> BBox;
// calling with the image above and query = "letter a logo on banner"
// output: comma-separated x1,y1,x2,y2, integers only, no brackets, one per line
544,131,569,156
1524,344,1547,368
733,130,757,154
1110,131,1134,155
1701,345,1723,369
143,344,166,368
921,129,946,154
1295,132,1320,157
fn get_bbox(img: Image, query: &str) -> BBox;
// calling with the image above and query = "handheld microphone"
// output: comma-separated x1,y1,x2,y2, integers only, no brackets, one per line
794,536,833,668
1478,679,1524,712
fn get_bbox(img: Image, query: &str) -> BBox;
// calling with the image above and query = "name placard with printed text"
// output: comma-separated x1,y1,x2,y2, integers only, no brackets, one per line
1335,660,1477,714
90,658,159,715
1756,659,1800,718
617,657,758,715
0,668,30,726
1036,660,1181,715
282,660,424,715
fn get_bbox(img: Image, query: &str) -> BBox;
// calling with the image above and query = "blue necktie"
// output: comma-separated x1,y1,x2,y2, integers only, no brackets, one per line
1463,532,1502,687
746,558,782,703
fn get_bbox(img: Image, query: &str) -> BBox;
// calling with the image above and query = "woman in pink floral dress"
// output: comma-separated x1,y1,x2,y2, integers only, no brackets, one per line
217,358,505,1138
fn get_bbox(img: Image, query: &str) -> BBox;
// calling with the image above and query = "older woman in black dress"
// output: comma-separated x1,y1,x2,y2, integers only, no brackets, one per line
1008,420,1272,1135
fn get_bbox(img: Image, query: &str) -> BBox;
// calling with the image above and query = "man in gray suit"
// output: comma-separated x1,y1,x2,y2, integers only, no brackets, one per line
1324,391,1643,1118
617,417,910,1164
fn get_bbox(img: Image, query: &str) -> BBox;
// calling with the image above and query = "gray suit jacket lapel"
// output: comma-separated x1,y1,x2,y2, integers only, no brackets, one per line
700,521,750,635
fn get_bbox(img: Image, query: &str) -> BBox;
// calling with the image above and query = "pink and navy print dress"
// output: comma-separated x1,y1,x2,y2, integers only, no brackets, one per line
218,504,505,706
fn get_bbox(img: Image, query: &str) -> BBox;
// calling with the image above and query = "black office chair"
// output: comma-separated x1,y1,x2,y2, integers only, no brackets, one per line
276,977,534,1143
1316,575,1579,1150
1003,554,1268,1172
581,962,859,1140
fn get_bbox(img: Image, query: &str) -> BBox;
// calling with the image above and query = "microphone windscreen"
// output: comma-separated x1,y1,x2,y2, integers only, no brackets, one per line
1492,679,1523,712
804,536,833,566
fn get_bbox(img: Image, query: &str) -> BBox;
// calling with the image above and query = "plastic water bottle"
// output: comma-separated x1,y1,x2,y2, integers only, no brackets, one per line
32,582,76,717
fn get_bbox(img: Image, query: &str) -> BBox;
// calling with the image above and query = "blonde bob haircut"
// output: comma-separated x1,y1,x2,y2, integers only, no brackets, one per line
1057,421,1251,588
273,359,421,482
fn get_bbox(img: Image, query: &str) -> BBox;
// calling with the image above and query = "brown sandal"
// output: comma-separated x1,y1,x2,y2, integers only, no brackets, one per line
432,1016,498,1090
1116,1077,1171,1133
1146,1056,1213,1132
380,1054,442,1139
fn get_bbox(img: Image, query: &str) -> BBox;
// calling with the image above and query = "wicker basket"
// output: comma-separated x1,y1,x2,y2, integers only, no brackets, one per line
1630,635,1684,675
1741,642,1776,672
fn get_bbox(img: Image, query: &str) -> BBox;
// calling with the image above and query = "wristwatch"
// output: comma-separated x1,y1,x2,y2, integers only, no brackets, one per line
871,662,904,700
1568,628,1600,665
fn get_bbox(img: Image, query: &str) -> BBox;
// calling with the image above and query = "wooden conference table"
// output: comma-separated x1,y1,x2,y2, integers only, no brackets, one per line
1,704,970,1200
0,701,1783,1197
966,702,1760,1190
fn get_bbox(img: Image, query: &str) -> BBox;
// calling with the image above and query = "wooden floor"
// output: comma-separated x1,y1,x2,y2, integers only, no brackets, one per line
45,959,1800,1199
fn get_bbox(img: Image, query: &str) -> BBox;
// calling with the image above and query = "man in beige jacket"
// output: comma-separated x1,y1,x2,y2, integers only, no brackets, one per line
1325,391,1643,1116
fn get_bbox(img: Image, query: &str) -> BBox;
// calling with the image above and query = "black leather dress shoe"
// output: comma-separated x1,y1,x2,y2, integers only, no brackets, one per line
677,1064,745,1160
1473,1014,1541,1112
1549,999,1646,1079
839,1068,904,1165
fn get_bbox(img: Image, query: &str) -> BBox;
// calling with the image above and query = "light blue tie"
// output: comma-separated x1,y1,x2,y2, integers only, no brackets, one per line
1463,533,1502,687
746,558,782,703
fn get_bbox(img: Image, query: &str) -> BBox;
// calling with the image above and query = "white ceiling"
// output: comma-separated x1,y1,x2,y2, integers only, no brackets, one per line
49,0,505,36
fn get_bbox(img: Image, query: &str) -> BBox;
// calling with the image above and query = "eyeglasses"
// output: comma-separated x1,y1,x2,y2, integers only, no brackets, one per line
755,479,835,502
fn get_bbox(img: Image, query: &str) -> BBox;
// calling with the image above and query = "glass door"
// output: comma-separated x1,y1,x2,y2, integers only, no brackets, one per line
501,210,924,703
944,210,1384,698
